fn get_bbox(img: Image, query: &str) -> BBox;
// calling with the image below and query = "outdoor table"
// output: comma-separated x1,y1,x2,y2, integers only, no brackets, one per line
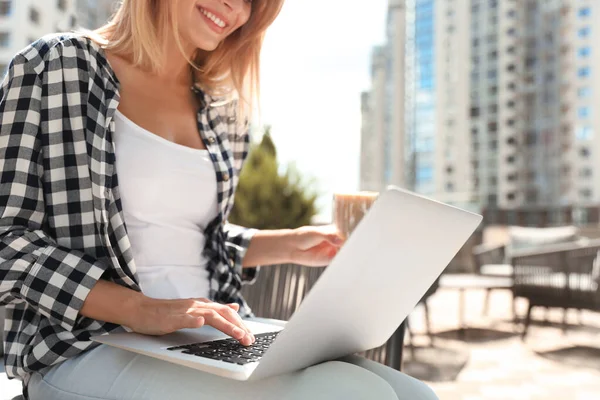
439,274,513,334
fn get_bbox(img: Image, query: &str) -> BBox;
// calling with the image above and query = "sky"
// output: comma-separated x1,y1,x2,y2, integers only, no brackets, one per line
258,0,389,222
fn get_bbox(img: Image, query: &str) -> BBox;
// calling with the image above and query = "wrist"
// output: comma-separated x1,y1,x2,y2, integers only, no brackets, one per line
280,228,299,264
122,289,147,329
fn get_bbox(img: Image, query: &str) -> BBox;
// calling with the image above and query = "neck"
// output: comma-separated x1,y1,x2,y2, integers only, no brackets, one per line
155,33,197,86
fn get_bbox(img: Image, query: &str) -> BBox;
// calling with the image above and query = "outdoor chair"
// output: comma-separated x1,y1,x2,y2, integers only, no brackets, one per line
473,226,586,318
241,263,407,370
405,276,440,350
511,239,600,338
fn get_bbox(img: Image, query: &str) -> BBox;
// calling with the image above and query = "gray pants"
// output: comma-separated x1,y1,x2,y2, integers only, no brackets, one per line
28,319,438,400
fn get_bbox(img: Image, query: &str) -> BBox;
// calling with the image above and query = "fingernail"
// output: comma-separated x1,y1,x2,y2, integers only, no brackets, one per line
246,333,254,343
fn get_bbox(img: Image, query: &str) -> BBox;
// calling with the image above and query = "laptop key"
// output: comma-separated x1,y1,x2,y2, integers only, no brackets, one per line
169,331,281,364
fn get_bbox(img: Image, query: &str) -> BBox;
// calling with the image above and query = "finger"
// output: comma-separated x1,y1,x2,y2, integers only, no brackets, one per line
193,302,253,340
211,303,254,342
227,303,240,312
326,233,344,246
200,310,254,346
177,314,205,331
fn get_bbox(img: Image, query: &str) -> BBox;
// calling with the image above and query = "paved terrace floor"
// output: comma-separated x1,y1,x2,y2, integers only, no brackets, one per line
405,286,600,400
2,283,599,399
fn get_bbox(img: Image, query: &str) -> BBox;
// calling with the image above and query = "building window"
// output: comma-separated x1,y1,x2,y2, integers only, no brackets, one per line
446,183,454,192
579,7,591,17
578,47,591,58
417,166,433,183
580,189,592,199
57,0,67,11
579,107,591,119
507,137,516,145
506,155,515,163
0,0,11,16
580,147,590,157
525,191,537,204
578,67,591,77
507,173,517,182
578,26,591,37
30,7,40,24
0,31,9,47
507,192,516,201
578,87,592,98
580,168,593,178
576,126,594,140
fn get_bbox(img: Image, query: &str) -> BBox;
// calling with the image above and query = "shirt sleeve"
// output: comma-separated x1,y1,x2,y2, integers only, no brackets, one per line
222,222,259,284
0,52,108,332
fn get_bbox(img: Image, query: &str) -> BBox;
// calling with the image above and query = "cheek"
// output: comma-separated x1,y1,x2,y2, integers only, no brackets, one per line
239,7,252,28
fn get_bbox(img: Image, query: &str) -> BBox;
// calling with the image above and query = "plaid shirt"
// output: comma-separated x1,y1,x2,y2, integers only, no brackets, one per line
0,33,259,384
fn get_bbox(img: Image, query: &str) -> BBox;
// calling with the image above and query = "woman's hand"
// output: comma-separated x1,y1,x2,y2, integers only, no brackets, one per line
127,296,255,346
288,225,345,267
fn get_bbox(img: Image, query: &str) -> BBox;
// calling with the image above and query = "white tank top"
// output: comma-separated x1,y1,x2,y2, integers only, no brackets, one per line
112,110,218,300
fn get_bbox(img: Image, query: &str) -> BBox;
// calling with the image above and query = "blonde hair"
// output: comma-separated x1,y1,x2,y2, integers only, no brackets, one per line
94,0,284,119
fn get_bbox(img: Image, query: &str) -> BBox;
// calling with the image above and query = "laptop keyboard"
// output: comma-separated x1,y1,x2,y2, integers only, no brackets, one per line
166,331,281,365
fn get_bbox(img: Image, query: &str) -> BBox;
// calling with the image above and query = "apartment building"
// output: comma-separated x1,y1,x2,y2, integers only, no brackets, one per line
363,0,600,225
0,0,77,75
473,0,600,225
77,0,117,30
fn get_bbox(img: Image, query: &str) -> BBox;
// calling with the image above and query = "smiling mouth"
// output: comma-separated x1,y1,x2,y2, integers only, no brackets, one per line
198,7,228,29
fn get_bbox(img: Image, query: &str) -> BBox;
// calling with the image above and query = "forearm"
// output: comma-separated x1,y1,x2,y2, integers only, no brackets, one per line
242,229,296,267
80,279,142,328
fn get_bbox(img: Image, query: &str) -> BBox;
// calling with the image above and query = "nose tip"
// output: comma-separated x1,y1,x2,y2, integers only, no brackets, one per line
222,0,243,12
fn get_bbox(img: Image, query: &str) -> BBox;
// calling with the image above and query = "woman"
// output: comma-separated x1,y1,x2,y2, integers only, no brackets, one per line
0,0,438,399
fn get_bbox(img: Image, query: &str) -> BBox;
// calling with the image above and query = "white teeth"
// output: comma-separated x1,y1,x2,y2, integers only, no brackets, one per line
200,8,226,28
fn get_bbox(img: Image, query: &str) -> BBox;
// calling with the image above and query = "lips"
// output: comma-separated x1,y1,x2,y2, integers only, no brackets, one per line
197,6,230,32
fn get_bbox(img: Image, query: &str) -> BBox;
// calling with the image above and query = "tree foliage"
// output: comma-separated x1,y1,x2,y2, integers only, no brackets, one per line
229,127,318,229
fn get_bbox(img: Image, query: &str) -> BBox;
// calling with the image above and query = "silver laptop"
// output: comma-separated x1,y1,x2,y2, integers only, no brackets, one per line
92,187,482,381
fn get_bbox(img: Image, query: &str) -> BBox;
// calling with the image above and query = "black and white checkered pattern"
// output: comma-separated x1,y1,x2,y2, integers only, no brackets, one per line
0,33,258,384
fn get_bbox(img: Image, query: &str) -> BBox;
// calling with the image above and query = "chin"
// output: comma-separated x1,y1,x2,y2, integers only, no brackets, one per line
198,43,220,52
192,37,221,52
